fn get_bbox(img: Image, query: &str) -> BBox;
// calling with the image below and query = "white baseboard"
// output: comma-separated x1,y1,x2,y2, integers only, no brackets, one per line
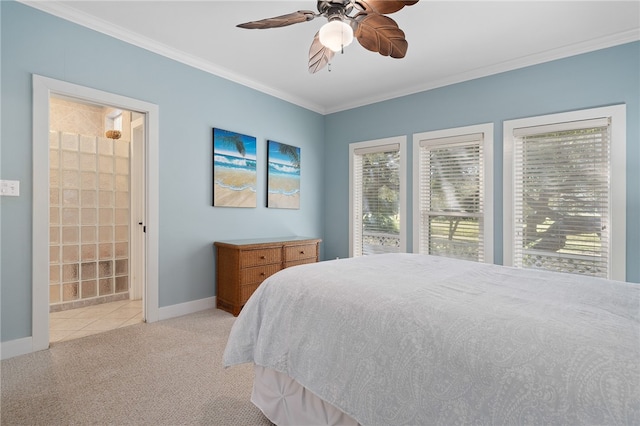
0,297,216,360
158,296,216,321
1,337,34,360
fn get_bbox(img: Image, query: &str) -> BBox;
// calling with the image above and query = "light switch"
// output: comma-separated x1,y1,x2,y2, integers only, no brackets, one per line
0,180,20,196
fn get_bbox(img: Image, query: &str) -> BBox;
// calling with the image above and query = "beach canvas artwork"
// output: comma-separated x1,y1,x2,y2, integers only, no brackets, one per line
213,128,257,208
267,141,301,209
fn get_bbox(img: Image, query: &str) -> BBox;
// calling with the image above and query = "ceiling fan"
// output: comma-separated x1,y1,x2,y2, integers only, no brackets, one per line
237,0,419,73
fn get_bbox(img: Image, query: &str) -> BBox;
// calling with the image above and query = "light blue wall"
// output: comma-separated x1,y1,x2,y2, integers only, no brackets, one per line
2,2,638,344
0,2,325,341
323,42,640,283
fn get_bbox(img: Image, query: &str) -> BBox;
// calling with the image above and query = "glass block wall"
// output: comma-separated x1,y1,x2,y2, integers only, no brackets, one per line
49,99,131,309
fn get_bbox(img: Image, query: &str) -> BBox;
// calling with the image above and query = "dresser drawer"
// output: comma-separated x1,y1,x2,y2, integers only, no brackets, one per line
240,283,261,303
284,244,317,262
240,264,281,285
285,258,316,268
240,248,282,268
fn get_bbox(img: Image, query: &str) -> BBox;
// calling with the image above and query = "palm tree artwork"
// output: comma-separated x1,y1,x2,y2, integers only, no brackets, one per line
267,140,301,209
212,128,257,207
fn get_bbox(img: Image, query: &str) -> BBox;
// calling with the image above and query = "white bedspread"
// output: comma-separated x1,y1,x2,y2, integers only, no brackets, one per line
223,253,640,425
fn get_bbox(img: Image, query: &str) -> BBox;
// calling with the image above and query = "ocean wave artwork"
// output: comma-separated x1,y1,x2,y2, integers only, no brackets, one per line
213,128,257,208
267,140,300,209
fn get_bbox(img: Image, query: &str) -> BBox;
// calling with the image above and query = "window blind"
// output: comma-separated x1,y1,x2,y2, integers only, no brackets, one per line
353,142,400,155
353,147,401,256
513,120,610,277
418,133,484,261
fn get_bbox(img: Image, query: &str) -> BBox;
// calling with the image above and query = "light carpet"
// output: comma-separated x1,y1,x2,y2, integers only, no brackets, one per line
1,308,272,425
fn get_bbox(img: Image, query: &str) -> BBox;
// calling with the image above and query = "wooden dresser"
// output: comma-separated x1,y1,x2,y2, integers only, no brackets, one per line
214,237,321,316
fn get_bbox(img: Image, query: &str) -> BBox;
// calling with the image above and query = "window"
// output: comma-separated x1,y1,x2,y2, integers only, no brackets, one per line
349,136,406,257
105,109,123,132
504,105,626,280
413,124,493,262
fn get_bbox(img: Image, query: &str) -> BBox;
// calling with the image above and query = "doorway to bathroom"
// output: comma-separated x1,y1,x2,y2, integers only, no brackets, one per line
48,98,142,343
32,75,159,352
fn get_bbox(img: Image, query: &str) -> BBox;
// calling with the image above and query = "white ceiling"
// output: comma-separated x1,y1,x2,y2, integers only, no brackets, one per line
22,1,640,114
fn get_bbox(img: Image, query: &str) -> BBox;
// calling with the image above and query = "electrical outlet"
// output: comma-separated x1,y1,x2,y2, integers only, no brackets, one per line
0,180,20,196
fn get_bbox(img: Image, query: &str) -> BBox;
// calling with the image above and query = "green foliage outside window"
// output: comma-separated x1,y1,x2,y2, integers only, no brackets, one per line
361,151,400,234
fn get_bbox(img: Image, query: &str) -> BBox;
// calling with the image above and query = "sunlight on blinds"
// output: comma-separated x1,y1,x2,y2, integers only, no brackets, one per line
353,147,401,256
513,121,610,277
418,133,484,261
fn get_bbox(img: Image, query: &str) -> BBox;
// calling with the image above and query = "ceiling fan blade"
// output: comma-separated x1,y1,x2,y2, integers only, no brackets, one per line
355,0,418,15
237,10,316,29
308,32,335,73
355,14,408,58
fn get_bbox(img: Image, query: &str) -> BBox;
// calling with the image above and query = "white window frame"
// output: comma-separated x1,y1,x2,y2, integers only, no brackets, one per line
349,136,407,257
503,105,626,280
412,123,494,263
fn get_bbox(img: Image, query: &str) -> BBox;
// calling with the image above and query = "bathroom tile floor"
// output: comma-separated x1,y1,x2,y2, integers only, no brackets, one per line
49,299,143,344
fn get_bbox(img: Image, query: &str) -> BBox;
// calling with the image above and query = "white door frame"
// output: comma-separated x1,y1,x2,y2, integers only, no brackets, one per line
130,117,145,303
32,74,159,352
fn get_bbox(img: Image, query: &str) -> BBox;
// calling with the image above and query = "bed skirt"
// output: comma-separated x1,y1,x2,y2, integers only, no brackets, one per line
252,365,361,426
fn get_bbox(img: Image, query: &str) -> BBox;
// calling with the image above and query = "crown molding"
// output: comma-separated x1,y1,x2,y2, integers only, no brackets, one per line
19,1,638,116
324,28,640,114
18,0,327,114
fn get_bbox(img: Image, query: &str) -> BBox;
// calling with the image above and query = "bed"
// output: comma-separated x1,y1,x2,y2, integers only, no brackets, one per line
223,253,640,425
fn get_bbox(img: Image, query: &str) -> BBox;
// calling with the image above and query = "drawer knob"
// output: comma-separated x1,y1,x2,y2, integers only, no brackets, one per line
260,255,266,259
300,250,305,254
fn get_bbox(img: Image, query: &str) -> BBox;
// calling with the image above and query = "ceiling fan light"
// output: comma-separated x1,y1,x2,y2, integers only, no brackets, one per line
319,20,353,52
